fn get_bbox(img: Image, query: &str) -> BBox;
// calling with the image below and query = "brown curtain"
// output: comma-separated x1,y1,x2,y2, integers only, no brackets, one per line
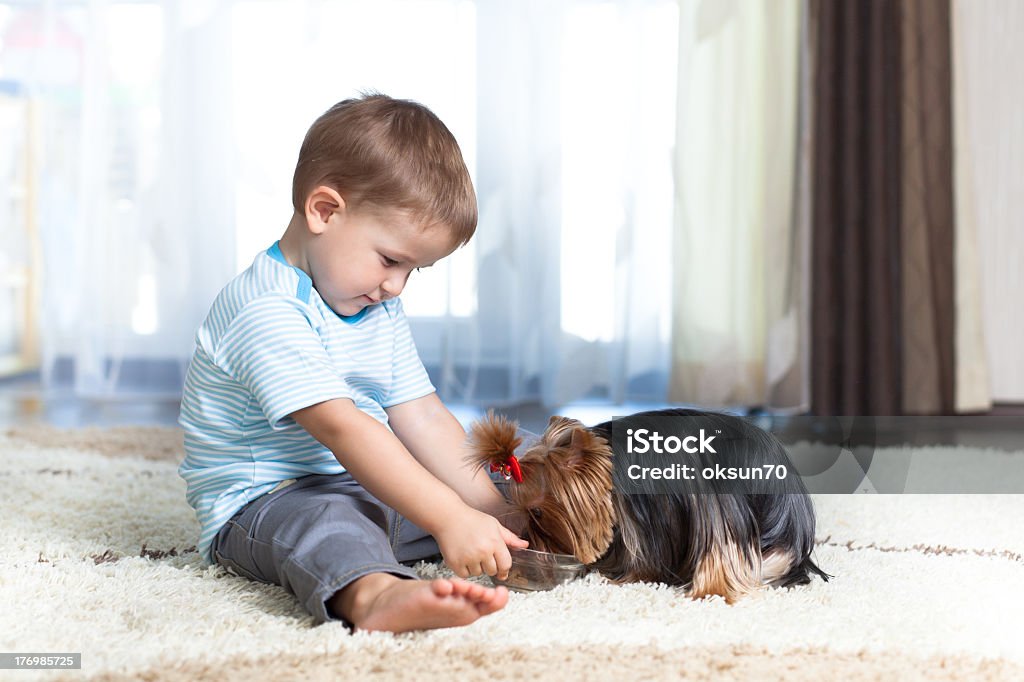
900,0,955,414
809,0,955,416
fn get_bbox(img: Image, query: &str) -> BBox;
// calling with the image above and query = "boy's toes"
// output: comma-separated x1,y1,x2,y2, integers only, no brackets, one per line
476,586,509,615
444,578,471,597
444,579,504,607
447,578,486,599
430,578,456,598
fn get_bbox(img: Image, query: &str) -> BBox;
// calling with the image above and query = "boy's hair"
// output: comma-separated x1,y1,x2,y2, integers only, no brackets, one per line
291,93,477,247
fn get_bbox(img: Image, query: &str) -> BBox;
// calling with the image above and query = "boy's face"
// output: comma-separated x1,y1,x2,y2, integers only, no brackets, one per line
308,205,456,317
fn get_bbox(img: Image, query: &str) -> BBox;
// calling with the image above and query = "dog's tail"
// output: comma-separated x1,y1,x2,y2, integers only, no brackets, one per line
755,491,832,588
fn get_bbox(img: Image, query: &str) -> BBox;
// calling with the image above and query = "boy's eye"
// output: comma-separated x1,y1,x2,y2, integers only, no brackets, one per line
382,256,399,267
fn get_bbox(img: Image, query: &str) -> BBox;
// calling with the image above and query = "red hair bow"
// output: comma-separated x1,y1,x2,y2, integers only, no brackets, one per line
490,455,523,483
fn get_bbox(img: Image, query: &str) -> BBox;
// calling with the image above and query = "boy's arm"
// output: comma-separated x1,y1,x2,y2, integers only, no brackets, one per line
385,393,525,535
289,397,525,577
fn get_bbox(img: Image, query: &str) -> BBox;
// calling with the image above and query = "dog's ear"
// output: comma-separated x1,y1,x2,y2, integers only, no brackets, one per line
465,411,522,471
539,417,611,468
546,415,579,432
543,416,585,446
565,427,611,469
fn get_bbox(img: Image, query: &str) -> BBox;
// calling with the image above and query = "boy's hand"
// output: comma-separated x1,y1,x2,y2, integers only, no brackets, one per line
431,506,529,581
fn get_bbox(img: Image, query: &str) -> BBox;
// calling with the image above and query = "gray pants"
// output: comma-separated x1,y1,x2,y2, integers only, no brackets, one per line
211,472,446,625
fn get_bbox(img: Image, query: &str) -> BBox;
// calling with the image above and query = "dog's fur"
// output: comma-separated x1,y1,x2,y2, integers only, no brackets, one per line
468,408,830,603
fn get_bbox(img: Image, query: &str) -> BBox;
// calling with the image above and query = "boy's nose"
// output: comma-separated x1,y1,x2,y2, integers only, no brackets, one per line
380,277,403,300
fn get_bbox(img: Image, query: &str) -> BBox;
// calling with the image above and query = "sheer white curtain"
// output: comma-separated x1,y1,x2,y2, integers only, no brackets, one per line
2,1,235,397
669,0,805,410
460,0,678,407
952,0,1020,406
6,0,678,407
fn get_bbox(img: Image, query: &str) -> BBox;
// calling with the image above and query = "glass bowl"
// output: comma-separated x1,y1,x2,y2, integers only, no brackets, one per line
490,547,586,592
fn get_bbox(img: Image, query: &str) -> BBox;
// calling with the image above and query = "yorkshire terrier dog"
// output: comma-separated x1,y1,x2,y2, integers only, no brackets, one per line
468,408,829,603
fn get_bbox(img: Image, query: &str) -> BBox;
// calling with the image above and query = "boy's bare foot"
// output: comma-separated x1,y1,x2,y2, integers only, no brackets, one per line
330,573,510,633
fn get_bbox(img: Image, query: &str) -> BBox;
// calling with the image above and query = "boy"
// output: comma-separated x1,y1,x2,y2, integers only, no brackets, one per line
178,94,527,633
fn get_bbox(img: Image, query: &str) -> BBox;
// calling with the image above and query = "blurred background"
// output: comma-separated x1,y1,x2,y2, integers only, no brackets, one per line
0,0,1021,432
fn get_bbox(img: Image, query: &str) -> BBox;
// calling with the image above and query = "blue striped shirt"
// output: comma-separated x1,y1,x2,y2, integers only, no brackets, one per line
178,242,435,564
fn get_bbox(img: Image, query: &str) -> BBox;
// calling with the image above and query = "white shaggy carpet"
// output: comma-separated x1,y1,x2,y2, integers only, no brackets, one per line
2,427,1024,681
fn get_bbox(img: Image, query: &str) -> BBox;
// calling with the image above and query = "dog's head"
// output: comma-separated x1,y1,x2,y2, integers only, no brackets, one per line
467,412,616,564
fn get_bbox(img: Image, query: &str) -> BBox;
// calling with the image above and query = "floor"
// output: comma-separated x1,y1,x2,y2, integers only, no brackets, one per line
0,380,681,435
2,379,1023,452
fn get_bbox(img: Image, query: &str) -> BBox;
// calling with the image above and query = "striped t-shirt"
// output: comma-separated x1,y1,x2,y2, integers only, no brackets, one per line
178,242,435,564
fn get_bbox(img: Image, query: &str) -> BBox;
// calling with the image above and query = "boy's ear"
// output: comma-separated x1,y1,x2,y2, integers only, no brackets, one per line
304,185,346,235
